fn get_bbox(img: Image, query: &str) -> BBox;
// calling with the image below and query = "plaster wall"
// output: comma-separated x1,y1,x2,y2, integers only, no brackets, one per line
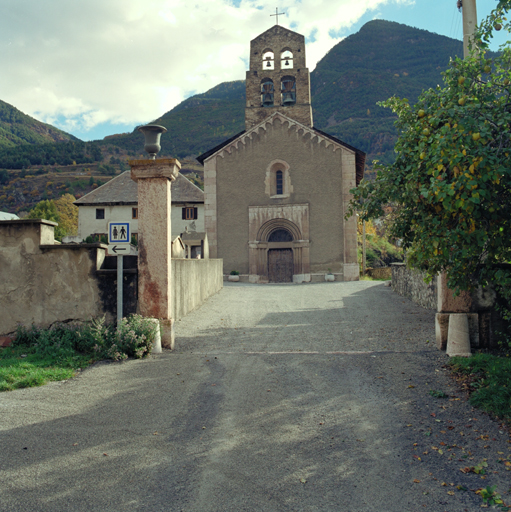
171,259,223,321
0,220,107,336
209,116,357,277
78,204,137,239
78,204,204,240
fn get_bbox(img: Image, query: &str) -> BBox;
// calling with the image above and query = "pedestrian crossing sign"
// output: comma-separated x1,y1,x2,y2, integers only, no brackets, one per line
108,222,130,244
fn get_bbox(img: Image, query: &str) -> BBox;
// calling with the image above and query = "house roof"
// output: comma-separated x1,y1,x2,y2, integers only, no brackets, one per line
74,171,204,206
196,113,366,186
0,212,20,220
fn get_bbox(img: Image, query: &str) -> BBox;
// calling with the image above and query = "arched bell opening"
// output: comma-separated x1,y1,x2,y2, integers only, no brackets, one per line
281,76,296,106
261,78,274,107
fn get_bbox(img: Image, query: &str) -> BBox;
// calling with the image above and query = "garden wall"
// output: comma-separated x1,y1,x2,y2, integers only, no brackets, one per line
0,220,223,339
391,262,437,310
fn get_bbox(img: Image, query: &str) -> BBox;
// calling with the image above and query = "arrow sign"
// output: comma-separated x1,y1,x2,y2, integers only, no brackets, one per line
108,244,129,254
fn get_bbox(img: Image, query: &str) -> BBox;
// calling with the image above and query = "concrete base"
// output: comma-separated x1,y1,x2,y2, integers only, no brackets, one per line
343,263,360,281
436,312,479,351
147,319,162,354
160,319,174,350
446,313,472,357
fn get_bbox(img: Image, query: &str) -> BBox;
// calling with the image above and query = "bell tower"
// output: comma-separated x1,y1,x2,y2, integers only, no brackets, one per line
245,25,313,130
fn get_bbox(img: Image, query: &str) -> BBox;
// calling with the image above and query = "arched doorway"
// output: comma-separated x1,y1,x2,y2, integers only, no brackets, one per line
268,228,294,283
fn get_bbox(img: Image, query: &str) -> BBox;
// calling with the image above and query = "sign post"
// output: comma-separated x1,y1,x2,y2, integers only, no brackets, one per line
108,222,130,325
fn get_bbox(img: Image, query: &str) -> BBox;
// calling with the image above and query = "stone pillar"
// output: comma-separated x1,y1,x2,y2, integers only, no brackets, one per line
130,158,180,349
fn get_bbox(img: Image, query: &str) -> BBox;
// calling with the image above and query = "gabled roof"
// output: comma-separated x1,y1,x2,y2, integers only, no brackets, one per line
74,171,204,206
196,112,366,185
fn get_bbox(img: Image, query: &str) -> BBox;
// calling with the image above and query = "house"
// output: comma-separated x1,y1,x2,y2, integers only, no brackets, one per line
74,171,204,246
197,25,365,283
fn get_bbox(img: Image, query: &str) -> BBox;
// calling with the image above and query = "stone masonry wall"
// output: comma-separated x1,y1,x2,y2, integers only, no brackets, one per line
391,262,437,310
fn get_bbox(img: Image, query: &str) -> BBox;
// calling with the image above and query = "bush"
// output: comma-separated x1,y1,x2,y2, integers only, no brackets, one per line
13,315,158,363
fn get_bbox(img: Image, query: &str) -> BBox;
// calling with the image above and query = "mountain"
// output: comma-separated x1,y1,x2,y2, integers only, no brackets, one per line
99,20,467,165
0,99,78,148
100,80,246,159
310,20,465,163
0,20,472,169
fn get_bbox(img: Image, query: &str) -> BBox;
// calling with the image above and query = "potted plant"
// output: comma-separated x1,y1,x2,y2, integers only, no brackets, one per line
228,270,240,282
325,268,335,282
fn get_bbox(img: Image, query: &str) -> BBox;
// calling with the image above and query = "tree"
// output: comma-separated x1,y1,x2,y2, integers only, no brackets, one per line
54,193,78,236
349,1,511,296
26,199,65,240
26,194,78,240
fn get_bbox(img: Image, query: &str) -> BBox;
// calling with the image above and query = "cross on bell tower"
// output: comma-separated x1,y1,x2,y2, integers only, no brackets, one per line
270,8,285,25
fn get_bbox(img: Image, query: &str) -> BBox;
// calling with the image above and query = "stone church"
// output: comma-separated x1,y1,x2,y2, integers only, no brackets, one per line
197,25,365,283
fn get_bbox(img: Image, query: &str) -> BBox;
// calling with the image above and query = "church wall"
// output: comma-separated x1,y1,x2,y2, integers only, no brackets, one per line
213,118,355,276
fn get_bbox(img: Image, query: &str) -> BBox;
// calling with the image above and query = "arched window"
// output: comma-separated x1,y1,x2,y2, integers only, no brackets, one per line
276,170,283,194
262,50,274,70
261,79,274,107
281,76,296,106
281,50,293,69
268,228,293,242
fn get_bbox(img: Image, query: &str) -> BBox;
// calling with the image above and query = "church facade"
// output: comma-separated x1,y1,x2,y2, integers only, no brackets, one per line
197,25,365,283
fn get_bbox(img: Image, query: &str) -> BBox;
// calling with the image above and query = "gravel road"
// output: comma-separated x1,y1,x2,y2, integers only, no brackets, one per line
0,281,510,511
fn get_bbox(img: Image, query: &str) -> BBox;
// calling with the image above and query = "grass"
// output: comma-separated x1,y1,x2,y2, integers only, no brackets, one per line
450,353,511,422
0,315,158,392
0,345,92,391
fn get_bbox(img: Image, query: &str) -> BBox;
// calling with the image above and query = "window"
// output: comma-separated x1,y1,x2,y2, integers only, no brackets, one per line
132,207,138,219
281,50,293,69
261,79,274,107
262,50,274,70
182,207,198,220
281,76,296,106
96,208,105,220
276,170,283,195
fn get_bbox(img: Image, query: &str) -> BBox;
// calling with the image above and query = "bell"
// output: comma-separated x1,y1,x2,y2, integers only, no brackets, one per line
282,93,295,105
284,59,290,66
262,94,273,106
266,60,271,67
138,124,167,160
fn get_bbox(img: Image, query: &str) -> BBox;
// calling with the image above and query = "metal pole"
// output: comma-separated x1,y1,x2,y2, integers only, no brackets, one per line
117,254,123,326
362,220,366,276
462,0,478,58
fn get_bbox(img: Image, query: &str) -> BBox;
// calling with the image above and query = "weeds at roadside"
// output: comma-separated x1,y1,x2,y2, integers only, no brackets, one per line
0,315,158,392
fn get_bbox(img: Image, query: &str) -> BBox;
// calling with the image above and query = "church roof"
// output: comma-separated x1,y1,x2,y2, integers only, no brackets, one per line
250,24,304,42
74,171,204,206
196,113,366,185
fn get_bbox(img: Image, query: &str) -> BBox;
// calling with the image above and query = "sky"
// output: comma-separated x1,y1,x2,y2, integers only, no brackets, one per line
1,0,507,142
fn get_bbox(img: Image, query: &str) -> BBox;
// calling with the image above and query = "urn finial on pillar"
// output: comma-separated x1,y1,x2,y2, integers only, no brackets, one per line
138,124,167,160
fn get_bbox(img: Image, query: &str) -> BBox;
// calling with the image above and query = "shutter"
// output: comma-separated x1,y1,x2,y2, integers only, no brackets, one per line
182,208,186,220
194,207,198,219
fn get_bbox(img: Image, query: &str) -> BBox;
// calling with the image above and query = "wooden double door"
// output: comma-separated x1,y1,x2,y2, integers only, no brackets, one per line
268,248,293,283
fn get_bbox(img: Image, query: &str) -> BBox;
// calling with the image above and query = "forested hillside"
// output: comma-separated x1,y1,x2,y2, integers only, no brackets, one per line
0,20,470,168
0,100,77,148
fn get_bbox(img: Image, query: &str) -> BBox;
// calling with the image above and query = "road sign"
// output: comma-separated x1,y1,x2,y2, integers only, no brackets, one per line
108,222,130,244
107,244,130,254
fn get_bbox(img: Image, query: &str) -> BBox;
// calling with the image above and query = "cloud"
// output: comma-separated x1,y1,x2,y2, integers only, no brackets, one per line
0,0,410,137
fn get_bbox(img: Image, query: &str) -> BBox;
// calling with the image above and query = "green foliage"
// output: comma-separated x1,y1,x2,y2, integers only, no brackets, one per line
450,353,511,420
26,199,66,239
230,270,240,275
12,314,157,365
130,234,138,246
349,3,511,300
428,390,448,398
477,485,505,507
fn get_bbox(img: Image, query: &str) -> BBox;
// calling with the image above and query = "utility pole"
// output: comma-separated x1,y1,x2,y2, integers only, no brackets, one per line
460,0,478,58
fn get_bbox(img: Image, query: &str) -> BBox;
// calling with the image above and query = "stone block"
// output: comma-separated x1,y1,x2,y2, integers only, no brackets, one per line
435,313,449,351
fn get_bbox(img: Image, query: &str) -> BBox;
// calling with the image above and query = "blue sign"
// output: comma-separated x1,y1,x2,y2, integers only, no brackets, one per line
108,222,130,244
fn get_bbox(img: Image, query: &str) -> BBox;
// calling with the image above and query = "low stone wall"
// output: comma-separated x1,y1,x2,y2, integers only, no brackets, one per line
391,262,437,310
0,220,223,337
172,259,223,320
366,267,392,280
0,220,110,335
